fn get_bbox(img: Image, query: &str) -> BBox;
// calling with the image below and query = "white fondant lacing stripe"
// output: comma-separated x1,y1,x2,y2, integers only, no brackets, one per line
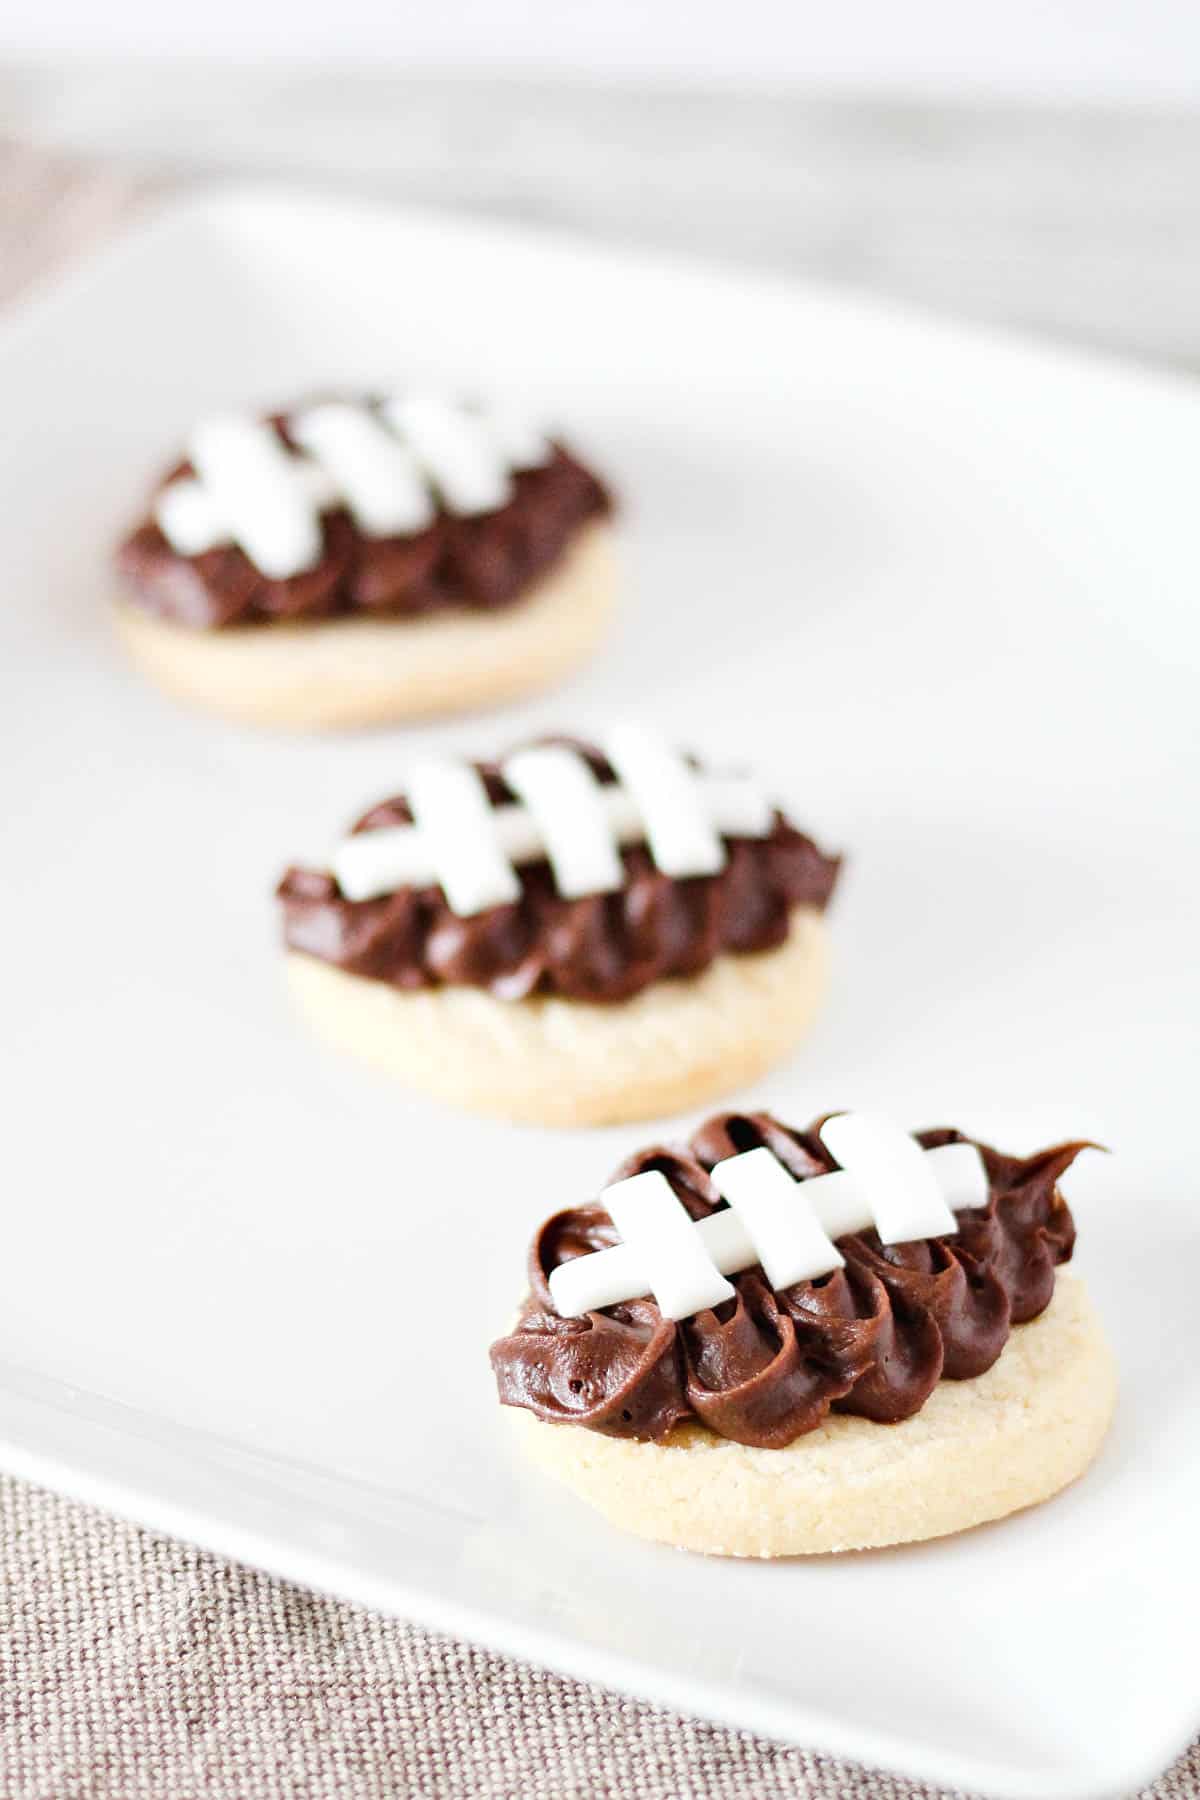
604,723,727,880
289,404,435,538
547,1114,990,1322
502,746,626,901
402,761,522,919
711,1147,846,1290
170,417,330,581
604,1171,736,1321
819,1110,957,1243
153,397,554,578
382,397,512,517
331,733,775,916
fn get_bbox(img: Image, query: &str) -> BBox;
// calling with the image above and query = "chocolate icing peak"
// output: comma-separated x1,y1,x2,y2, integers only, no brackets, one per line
489,1113,1088,1448
277,742,840,1004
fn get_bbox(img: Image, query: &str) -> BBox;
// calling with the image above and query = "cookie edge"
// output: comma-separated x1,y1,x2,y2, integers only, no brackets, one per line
112,519,615,729
284,905,829,1125
507,1270,1116,1554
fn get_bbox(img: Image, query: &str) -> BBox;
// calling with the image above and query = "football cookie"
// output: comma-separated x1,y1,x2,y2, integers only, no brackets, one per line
277,729,841,1124
114,395,614,728
490,1108,1115,1554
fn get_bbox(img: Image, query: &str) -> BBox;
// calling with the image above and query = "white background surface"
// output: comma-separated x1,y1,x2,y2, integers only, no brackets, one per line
11,74,1200,379
0,189,1197,1798
5,0,1200,97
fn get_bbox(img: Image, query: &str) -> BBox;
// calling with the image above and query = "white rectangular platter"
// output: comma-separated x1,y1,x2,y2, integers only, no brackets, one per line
0,188,1197,1799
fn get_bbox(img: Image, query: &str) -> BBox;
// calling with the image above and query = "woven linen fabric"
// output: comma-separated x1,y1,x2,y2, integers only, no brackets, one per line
0,1474,1197,1800
0,142,1197,1800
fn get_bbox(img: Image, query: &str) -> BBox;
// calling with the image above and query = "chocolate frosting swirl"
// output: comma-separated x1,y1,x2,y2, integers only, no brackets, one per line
115,412,610,630
277,742,840,1005
489,1112,1087,1447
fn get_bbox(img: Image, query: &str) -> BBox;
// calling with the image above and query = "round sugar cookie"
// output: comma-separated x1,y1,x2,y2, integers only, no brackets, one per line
509,1272,1115,1556
113,521,615,731
284,906,829,1127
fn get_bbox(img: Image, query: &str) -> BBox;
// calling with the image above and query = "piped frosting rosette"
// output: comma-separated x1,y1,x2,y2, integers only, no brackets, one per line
279,732,840,1005
491,1110,1087,1447
277,731,840,1122
117,394,611,629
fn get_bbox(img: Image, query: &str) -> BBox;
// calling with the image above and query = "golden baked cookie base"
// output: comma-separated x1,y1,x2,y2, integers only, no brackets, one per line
285,906,829,1126
511,1271,1115,1555
112,520,615,730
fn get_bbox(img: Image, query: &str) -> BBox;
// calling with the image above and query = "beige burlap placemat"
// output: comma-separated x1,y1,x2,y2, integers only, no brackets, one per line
0,1474,1196,1800
0,140,1195,1799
